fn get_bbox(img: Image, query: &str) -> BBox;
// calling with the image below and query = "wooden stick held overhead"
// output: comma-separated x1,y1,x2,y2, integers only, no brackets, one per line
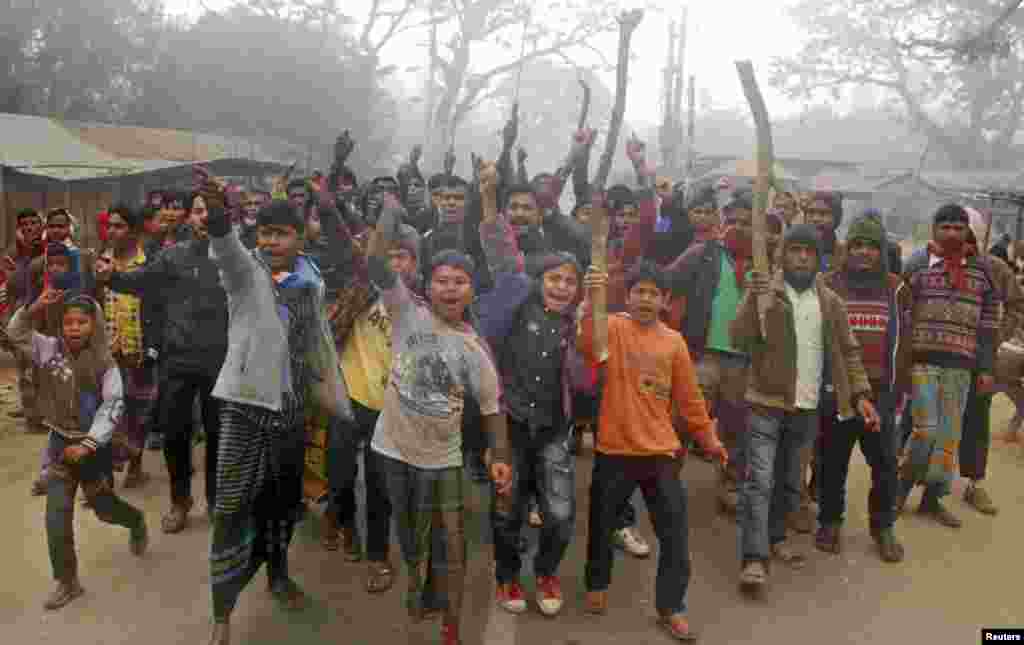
735,60,775,338
593,9,644,191
590,193,610,363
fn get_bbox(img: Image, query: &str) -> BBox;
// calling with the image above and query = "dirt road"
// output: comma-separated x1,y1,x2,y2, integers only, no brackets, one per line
1,365,1020,644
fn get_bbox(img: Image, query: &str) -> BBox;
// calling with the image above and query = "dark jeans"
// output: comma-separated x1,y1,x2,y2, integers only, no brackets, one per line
492,421,575,583
738,408,818,561
818,410,898,530
585,453,691,616
159,370,220,508
327,400,392,561
959,378,992,481
46,434,144,582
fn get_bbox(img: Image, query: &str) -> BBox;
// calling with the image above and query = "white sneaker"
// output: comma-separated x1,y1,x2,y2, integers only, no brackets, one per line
613,527,651,558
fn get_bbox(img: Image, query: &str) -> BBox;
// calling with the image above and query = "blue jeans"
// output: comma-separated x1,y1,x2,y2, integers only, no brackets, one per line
738,408,819,562
492,420,575,583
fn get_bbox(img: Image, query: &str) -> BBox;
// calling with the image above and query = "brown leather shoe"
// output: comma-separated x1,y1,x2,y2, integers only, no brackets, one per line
365,560,394,593
43,579,84,610
584,590,608,615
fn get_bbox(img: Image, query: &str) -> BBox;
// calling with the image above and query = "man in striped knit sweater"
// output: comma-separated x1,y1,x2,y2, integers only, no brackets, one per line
817,212,906,562
898,203,1001,528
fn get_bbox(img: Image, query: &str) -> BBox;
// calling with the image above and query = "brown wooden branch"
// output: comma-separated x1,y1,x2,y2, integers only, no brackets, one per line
593,9,644,191
736,60,774,336
577,77,591,130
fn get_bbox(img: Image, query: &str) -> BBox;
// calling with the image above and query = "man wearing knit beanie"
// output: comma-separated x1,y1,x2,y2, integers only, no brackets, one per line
817,211,907,562
898,203,1001,529
731,223,876,591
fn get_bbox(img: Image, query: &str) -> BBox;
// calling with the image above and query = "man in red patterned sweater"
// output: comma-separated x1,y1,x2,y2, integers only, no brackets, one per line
816,212,907,562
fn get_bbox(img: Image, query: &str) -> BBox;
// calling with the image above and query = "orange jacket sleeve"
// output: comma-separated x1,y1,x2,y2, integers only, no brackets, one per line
671,338,713,439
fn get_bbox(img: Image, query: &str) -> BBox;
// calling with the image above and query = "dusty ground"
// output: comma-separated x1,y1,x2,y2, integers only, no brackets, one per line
1,357,1021,644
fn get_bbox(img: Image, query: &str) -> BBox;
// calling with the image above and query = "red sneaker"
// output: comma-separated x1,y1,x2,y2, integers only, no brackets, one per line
535,575,564,616
496,581,527,614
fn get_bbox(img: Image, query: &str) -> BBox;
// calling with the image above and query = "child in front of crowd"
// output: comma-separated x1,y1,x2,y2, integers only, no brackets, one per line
8,287,148,611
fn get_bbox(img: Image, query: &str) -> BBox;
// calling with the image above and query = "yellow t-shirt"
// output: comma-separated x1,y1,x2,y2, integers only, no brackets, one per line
340,299,392,411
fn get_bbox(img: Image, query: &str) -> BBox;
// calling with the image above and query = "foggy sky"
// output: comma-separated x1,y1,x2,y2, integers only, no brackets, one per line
167,0,819,127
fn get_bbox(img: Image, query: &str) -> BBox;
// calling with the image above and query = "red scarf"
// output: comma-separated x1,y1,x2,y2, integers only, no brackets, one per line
927,239,976,291
722,226,752,288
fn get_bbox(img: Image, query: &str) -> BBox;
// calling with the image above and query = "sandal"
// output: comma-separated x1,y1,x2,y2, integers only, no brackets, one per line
365,560,395,594
161,498,193,534
658,613,700,642
738,560,767,588
770,542,808,569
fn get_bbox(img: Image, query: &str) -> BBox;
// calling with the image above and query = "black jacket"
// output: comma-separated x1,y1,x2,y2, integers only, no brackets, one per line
109,238,228,376
666,239,729,363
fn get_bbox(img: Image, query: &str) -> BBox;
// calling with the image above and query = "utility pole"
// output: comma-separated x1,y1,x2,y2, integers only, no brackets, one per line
672,7,687,169
686,74,696,186
424,0,438,165
660,21,676,170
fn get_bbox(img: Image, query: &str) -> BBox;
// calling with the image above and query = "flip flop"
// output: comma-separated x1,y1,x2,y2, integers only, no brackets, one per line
771,543,807,569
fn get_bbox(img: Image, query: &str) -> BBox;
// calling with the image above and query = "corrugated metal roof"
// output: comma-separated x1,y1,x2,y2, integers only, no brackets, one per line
0,113,294,182
64,121,297,166
0,113,143,181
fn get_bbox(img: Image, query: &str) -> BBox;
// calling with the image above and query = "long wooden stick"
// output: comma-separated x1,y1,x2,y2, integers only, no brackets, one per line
735,60,774,337
590,198,610,363
593,9,644,191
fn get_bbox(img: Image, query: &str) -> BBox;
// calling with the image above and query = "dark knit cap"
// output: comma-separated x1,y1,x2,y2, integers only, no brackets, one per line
846,212,885,248
257,199,305,232
784,223,821,256
933,203,969,225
